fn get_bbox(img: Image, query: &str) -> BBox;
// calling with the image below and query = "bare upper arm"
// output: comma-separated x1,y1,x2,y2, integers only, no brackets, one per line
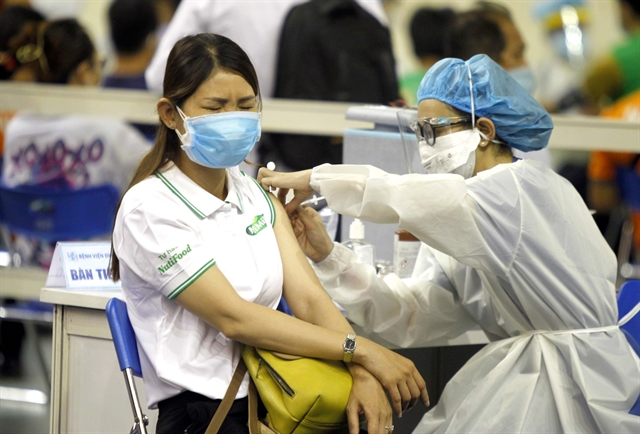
269,194,335,319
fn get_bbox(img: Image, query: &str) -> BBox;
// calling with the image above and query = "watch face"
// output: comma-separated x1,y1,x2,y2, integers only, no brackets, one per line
344,340,356,352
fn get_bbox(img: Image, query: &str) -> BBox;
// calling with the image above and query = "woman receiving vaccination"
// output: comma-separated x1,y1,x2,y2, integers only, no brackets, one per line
111,33,428,434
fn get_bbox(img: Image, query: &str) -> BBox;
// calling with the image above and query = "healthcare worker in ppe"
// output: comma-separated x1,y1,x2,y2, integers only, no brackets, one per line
259,54,640,433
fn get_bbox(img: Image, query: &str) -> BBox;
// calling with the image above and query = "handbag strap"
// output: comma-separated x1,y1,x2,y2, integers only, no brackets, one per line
205,359,247,434
248,378,259,434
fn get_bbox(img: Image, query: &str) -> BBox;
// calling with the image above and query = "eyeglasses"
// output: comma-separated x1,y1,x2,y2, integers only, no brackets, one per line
410,116,471,146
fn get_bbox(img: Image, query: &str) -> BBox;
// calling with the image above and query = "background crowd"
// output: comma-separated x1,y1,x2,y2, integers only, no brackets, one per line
0,0,637,407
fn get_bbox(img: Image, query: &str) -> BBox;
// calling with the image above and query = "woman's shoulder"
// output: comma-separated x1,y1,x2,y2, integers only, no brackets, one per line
119,172,171,216
510,159,568,190
472,159,554,184
465,160,558,208
472,159,579,208
228,167,277,223
228,167,269,199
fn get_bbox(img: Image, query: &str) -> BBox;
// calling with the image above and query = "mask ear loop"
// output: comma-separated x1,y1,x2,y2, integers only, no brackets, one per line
175,105,188,121
173,105,190,145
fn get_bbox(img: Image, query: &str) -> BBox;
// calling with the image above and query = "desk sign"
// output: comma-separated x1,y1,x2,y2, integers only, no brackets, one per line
45,242,121,290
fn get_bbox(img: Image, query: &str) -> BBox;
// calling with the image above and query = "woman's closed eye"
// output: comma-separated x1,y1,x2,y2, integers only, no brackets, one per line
200,105,255,112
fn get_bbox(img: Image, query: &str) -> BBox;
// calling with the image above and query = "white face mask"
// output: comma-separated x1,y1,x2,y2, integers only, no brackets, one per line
419,129,480,179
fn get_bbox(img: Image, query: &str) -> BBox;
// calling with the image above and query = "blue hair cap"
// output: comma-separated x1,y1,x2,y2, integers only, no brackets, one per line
416,54,553,152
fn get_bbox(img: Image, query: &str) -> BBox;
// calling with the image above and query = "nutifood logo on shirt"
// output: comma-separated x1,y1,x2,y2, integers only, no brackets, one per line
157,244,192,275
246,214,267,236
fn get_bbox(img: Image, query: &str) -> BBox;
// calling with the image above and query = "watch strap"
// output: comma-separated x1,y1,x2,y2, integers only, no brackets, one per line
342,333,356,363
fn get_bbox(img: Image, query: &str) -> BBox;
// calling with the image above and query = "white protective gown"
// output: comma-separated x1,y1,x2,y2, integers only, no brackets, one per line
309,160,640,433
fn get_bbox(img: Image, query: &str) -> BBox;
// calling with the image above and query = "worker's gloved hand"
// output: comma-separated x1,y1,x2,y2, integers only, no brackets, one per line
289,206,334,263
258,167,314,215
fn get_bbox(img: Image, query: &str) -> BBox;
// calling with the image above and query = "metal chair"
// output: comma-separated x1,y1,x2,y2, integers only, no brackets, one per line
106,297,149,434
618,280,640,416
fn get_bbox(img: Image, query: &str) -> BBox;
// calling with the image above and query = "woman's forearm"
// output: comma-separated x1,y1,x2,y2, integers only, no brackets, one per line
203,293,366,363
291,287,355,334
175,265,429,414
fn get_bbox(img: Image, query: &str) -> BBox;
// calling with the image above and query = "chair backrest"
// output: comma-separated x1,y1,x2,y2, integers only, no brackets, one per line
106,298,142,378
0,183,119,242
619,280,640,349
617,167,640,212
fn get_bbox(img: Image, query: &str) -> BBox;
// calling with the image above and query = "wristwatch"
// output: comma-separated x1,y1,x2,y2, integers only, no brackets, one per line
342,333,357,363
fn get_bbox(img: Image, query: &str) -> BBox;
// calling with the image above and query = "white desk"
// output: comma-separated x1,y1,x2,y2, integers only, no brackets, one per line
41,288,158,434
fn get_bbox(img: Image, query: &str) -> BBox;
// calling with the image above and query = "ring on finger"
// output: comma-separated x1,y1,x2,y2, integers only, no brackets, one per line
385,426,394,432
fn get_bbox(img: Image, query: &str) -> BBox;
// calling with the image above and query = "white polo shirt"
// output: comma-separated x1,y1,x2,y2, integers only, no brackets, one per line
112,163,283,409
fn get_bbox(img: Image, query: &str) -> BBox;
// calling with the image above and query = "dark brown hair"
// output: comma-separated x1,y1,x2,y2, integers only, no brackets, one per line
0,5,45,79
10,18,94,83
410,8,455,59
445,11,505,63
110,33,261,281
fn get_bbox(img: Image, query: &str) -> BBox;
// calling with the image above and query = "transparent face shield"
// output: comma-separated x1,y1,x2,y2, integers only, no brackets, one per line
397,109,474,175
397,108,423,174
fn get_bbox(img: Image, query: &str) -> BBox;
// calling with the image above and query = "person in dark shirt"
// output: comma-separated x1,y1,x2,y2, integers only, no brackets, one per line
103,0,158,90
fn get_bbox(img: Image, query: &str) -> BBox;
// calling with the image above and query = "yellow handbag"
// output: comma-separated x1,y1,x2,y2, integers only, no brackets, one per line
242,346,353,434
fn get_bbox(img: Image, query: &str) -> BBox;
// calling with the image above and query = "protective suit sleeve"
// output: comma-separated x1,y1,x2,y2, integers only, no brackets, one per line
312,242,478,348
310,164,520,277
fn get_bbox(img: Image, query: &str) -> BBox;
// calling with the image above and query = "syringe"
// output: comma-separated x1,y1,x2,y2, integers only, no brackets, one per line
301,195,326,206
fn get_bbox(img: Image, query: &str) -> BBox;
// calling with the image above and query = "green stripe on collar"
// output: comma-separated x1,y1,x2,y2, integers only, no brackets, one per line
155,171,206,219
235,191,244,213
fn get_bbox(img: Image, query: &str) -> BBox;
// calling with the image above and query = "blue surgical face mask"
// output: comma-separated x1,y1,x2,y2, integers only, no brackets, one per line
509,66,537,95
175,107,261,169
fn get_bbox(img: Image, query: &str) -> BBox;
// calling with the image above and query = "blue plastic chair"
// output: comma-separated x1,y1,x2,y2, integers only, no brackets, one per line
617,168,640,212
618,280,640,416
619,280,640,353
106,298,148,434
0,182,119,242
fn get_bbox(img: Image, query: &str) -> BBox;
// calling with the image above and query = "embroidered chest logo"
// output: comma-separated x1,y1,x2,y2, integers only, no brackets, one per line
246,214,267,236
157,245,192,275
